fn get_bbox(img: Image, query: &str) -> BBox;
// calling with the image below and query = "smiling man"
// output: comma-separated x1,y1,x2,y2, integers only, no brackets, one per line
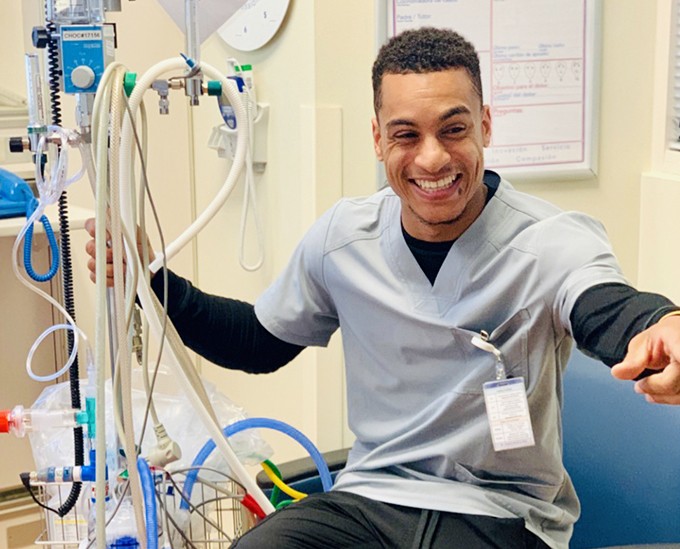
373,68,491,242
86,27,680,549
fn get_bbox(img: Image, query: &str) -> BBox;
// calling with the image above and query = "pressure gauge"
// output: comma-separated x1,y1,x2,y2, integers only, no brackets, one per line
217,0,290,52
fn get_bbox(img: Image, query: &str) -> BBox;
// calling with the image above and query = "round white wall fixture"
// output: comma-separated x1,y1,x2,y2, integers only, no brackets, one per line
218,0,290,52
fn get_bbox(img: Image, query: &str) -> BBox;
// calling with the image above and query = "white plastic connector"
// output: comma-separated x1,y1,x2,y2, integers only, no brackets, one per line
146,424,182,468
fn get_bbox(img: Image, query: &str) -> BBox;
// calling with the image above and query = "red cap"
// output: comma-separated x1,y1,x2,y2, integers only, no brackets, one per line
0,410,10,434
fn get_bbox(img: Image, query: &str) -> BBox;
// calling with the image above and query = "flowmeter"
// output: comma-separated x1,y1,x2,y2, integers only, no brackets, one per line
48,0,105,25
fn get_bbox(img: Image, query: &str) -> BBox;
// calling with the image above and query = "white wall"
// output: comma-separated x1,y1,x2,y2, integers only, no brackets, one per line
513,0,658,283
637,0,680,303
1,2,30,97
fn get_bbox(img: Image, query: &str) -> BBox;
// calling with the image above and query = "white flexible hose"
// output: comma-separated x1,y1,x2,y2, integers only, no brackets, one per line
92,60,121,548
238,98,265,272
109,65,148,544
141,63,246,273
118,57,274,515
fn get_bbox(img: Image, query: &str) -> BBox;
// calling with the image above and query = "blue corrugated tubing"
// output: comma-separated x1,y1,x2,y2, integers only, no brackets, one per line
137,457,158,549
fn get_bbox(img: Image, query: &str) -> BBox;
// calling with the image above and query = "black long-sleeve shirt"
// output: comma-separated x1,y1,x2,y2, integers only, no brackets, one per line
150,263,677,375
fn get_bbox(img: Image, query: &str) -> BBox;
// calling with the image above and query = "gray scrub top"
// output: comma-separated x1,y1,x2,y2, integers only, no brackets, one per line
255,177,627,549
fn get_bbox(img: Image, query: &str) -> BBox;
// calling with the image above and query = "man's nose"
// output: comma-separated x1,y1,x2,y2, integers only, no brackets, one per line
414,136,450,173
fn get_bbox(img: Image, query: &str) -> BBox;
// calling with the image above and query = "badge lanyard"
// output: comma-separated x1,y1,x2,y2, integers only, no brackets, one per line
472,331,535,452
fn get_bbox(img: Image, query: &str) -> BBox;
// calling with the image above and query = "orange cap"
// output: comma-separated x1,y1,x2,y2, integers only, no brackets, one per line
0,410,10,434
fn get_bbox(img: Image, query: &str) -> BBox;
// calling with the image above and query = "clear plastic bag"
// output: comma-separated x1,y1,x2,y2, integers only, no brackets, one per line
28,364,273,475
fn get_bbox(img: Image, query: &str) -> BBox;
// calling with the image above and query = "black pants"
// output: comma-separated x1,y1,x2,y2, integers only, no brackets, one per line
231,491,550,549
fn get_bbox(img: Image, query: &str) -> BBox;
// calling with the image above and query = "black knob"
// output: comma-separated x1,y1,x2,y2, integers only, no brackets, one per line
32,27,50,49
9,137,26,153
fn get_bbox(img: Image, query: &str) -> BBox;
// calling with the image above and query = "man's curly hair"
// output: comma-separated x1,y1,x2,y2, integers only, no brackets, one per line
372,27,483,114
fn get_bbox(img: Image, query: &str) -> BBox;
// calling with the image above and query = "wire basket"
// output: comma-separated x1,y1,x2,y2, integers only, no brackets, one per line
33,468,259,548
160,467,258,548
34,485,88,547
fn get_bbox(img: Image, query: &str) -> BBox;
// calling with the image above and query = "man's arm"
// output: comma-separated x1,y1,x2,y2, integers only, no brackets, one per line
571,282,680,403
570,283,678,366
150,269,305,373
83,218,304,373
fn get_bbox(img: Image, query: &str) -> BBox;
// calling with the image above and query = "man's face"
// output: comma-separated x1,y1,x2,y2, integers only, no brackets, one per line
372,69,492,242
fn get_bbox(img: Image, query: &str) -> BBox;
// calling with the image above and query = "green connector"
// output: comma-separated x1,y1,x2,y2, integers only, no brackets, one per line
86,397,96,439
123,72,137,97
75,410,89,425
206,80,222,96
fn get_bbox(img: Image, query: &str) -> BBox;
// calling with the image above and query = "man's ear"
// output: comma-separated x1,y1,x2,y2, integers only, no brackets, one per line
481,105,492,148
372,118,383,161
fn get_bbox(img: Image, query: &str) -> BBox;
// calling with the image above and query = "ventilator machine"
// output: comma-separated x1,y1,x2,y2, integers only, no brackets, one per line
1,0,327,546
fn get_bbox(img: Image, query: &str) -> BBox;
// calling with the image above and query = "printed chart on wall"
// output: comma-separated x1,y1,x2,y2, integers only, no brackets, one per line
387,0,601,179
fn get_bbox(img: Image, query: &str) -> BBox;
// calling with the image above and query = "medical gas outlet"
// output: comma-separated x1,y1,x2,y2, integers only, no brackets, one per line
208,103,269,173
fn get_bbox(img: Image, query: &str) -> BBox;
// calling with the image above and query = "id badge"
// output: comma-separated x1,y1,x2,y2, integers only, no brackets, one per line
483,377,535,452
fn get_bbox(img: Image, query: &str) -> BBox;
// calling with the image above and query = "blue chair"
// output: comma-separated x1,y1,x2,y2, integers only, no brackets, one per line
563,349,680,548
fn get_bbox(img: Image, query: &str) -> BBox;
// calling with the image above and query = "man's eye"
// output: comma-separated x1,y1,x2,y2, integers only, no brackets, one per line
443,126,465,136
393,132,418,140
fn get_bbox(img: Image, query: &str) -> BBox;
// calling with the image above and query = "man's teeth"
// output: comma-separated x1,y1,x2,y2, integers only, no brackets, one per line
414,175,457,190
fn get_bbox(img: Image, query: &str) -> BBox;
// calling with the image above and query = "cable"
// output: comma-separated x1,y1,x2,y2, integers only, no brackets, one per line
122,92,171,451
260,461,307,501
19,472,60,515
262,459,283,504
45,17,62,128
136,114,172,448
44,9,85,515
91,61,149,544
